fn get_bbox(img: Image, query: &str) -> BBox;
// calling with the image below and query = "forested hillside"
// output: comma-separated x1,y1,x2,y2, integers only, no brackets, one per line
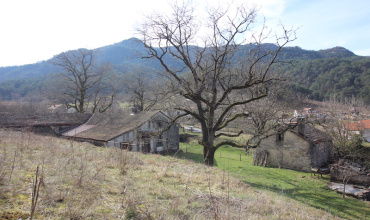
282,57,370,104
0,38,369,104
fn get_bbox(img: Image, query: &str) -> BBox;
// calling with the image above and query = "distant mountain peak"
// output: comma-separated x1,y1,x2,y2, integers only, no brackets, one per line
107,38,143,48
318,46,355,58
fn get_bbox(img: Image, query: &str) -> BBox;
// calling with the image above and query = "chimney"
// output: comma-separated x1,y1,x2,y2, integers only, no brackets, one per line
297,117,305,136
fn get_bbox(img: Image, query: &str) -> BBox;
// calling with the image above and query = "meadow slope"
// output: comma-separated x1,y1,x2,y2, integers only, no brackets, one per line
0,129,353,219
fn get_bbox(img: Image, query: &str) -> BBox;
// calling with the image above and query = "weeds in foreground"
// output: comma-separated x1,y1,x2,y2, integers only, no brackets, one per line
0,129,345,219
30,164,43,220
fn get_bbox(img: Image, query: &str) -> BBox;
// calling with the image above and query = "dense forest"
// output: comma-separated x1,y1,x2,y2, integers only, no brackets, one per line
0,77,46,101
0,38,369,104
281,57,370,104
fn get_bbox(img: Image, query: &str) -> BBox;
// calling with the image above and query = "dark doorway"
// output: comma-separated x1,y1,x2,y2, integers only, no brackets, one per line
142,141,150,153
120,142,131,151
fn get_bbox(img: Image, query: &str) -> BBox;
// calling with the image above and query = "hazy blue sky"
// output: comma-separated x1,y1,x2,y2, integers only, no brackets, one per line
0,0,369,67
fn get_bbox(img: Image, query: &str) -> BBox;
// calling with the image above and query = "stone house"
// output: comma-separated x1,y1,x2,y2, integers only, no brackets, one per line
255,123,333,172
62,110,179,153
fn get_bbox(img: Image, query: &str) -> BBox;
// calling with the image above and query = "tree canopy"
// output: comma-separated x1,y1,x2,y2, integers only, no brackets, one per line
49,49,115,113
280,57,370,104
138,2,296,165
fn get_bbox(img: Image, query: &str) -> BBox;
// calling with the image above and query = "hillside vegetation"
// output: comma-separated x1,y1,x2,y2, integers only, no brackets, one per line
282,57,370,104
0,129,345,219
0,38,370,105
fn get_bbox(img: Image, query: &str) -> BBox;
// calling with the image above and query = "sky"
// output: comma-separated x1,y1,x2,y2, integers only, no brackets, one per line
0,0,369,67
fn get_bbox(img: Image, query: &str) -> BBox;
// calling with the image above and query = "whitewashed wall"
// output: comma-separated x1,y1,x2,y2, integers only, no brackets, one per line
106,113,179,153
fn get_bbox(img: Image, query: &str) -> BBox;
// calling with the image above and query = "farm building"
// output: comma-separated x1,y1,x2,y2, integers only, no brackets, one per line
255,123,333,172
0,113,91,135
62,110,179,153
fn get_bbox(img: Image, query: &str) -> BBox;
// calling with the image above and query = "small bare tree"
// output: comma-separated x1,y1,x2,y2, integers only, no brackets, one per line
30,165,43,220
122,71,162,111
318,98,364,160
50,49,115,113
138,2,296,165
340,162,354,199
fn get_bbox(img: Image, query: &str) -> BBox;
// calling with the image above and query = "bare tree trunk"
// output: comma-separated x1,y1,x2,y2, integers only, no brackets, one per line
204,146,216,166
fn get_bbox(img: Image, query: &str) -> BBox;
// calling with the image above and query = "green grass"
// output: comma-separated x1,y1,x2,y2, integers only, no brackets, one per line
176,136,370,220
117,101,131,108
2,129,341,219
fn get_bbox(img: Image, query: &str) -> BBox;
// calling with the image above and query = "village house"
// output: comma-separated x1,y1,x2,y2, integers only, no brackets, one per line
255,122,333,172
294,108,327,120
344,119,370,142
62,110,179,153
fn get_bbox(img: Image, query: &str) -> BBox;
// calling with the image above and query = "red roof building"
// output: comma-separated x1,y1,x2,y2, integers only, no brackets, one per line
345,120,370,131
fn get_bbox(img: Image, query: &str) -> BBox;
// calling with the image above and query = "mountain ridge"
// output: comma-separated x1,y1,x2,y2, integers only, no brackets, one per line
0,38,360,82
1,38,369,104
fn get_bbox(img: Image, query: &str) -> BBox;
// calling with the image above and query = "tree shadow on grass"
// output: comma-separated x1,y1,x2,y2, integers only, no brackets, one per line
176,151,218,166
214,161,368,219
179,133,200,143
246,178,369,219
176,145,369,219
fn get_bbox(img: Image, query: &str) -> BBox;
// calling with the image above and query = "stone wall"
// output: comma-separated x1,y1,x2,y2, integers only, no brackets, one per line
106,113,179,153
258,131,312,172
257,130,333,172
165,123,180,152
311,141,333,168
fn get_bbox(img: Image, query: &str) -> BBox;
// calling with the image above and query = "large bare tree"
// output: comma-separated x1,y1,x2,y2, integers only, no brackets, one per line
138,2,296,165
50,49,115,113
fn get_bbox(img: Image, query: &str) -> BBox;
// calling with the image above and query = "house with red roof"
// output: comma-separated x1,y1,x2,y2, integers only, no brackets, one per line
344,119,370,142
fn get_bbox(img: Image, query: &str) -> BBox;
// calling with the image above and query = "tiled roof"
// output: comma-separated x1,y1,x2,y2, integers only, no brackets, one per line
62,125,97,136
291,124,332,144
360,120,370,129
62,110,167,141
0,113,91,127
345,122,364,131
344,120,370,131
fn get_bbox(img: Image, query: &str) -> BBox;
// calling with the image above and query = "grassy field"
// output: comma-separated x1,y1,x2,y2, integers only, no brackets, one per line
176,132,370,220
0,129,347,219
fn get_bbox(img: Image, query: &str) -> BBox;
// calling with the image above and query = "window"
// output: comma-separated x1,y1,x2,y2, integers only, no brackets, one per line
157,134,163,146
276,133,284,141
157,121,162,128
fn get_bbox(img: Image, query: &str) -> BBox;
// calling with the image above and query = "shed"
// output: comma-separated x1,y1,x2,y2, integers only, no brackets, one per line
0,113,91,135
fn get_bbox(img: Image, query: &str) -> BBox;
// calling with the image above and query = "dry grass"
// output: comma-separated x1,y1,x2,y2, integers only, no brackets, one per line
0,129,343,219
